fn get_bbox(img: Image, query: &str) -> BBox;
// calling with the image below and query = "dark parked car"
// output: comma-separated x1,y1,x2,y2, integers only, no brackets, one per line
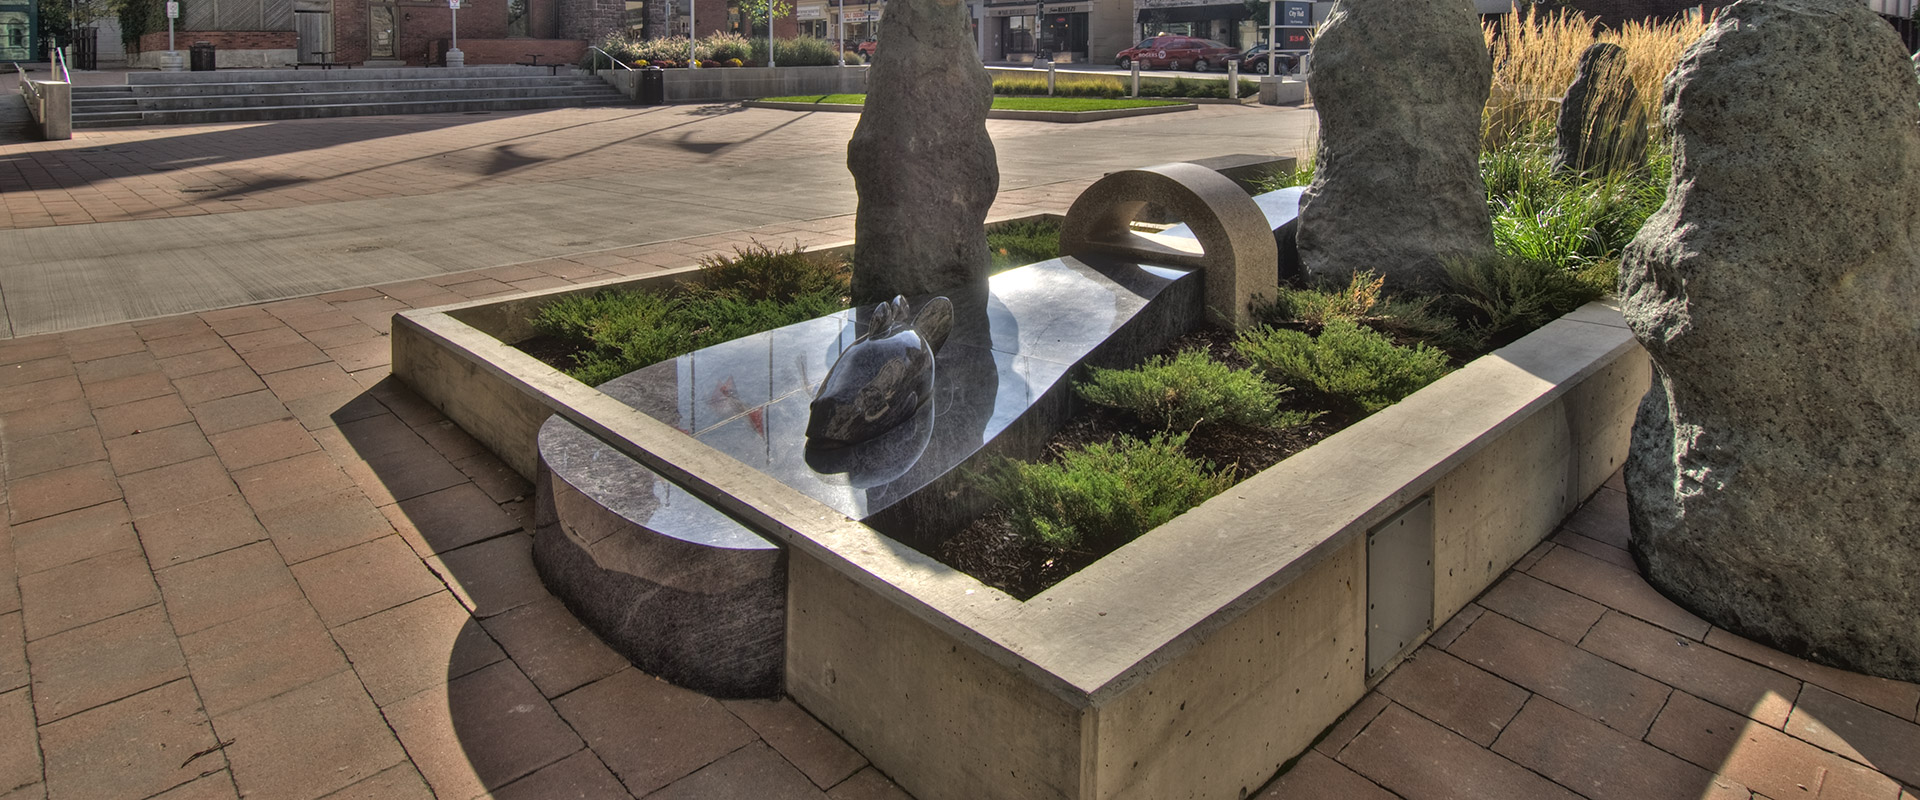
1115,36,1239,72
1236,43,1300,75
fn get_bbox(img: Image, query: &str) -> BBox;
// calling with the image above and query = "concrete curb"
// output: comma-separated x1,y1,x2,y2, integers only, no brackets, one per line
743,99,1198,122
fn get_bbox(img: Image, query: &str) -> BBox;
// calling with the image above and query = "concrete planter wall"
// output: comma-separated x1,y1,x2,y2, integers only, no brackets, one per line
601,64,868,102
393,272,1647,798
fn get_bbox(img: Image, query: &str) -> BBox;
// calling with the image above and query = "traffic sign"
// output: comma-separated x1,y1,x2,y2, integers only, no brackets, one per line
166,1,179,18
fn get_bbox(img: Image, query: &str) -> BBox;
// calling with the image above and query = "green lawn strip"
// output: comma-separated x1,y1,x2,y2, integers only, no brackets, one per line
760,94,1184,112
761,94,870,106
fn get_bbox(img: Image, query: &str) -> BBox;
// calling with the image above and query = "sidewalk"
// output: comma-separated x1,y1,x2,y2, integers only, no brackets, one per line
1,108,1915,800
0,102,1318,337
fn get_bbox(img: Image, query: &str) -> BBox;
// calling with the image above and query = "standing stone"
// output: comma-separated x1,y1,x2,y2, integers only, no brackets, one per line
1552,42,1649,175
1621,0,1920,682
1297,0,1492,290
847,0,998,304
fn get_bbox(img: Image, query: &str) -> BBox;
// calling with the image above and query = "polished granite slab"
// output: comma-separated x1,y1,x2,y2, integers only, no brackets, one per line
532,254,1199,695
574,254,1198,540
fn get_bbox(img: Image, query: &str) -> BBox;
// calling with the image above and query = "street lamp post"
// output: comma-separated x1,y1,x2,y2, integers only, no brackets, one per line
836,0,844,65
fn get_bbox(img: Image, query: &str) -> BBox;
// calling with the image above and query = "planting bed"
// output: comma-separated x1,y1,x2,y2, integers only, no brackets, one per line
390,159,1652,800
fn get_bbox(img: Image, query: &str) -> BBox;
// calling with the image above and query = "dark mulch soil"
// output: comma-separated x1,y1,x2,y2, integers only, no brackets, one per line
936,328,1367,600
516,334,579,375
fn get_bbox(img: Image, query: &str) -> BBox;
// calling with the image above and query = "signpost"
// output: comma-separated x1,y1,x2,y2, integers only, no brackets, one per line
160,0,183,71
446,0,464,66
1265,0,1311,75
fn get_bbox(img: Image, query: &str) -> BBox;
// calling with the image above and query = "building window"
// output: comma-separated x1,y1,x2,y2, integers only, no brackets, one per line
625,0,646,35
507,0,530,36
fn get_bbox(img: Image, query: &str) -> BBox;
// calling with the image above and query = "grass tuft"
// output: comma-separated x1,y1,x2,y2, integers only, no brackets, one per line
1441,252,1613,344
986,218,1061,272
532,243,849,385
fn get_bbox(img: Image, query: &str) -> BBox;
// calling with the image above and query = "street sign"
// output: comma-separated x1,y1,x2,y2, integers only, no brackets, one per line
165,1,179,18
448,0,460,8
1281,1,1310,26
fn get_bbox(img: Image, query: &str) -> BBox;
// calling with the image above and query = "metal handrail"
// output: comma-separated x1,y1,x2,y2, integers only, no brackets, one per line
50,37,70,82
584,45,634,75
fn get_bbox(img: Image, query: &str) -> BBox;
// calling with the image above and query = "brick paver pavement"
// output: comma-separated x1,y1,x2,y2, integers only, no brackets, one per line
1,109,1915,800
4,247,1915,799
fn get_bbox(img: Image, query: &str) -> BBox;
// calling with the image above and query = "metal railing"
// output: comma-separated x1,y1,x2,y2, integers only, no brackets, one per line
17,38,72,140
52,36,71,82
583,45,634,75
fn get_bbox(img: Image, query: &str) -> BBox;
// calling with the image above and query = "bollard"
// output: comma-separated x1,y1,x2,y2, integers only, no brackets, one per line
1131,59,1140,98
1227,59,1238,100
1047,60,1056,96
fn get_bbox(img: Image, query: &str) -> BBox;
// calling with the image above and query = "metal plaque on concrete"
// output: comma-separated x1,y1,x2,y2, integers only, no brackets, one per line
1366,495,1434,676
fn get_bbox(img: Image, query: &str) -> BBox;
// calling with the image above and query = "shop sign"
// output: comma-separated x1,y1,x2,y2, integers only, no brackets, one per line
1135,0,1228,9
843,8,881,21
797,4,824,18
984,2,1083,15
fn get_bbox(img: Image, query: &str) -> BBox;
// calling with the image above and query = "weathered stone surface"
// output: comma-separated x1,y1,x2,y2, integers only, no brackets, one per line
1621,0,1920,682
1297,0,1492,290
847,0,998,303
1552,42,1649,175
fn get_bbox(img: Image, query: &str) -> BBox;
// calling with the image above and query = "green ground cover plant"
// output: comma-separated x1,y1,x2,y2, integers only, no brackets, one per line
1236,320,1454,414
1075,350,1312,432
530,244,849,385
985,432,1233,553
989,74,1258,100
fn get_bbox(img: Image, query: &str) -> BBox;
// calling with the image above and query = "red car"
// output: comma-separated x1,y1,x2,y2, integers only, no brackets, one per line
1115,36,1239,72
857,38,878,57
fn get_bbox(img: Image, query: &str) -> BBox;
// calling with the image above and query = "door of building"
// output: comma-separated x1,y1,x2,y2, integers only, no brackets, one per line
369,5,397,59
295,8,332,62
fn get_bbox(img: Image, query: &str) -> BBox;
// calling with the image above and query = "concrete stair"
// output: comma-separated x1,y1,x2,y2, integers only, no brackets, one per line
71,66,627,128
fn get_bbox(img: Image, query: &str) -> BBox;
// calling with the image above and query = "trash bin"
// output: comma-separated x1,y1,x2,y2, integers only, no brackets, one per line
639,67,665,106
190,41,216,71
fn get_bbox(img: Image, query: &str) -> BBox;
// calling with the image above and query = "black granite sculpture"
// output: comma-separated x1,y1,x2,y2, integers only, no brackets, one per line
806,295,954,448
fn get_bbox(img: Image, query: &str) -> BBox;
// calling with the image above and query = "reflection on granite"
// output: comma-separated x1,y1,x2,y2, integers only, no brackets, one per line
531,255,1200,696
807,295,954,448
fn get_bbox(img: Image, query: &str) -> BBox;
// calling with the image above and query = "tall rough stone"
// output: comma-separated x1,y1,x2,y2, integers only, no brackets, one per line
846,0,998,304
1622,0,1920,682
1297,0,1492,290
1552,42,1649,175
